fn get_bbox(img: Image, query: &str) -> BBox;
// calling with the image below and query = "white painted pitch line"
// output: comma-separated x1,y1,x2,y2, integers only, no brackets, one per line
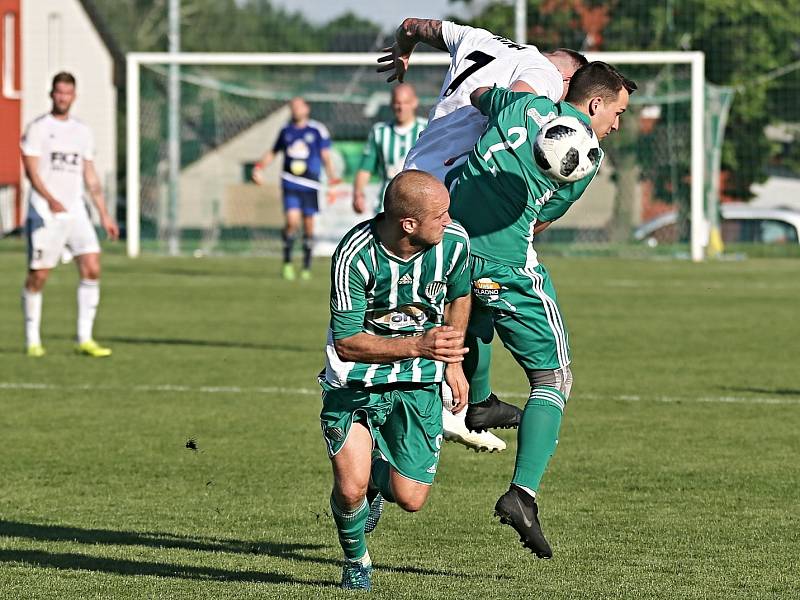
1,382,798,406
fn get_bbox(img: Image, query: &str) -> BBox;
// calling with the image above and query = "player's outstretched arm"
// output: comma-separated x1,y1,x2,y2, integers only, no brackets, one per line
84,160,118,240
334,326,468,364
377,18,447,83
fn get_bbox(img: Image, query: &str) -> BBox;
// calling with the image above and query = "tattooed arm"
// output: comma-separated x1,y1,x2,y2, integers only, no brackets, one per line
377,18,447,83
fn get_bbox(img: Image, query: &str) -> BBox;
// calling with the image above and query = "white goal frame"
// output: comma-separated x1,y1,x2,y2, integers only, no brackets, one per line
126,51,705,260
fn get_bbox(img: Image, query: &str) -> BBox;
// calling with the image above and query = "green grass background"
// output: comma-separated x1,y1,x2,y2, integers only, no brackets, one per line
1,241,798,599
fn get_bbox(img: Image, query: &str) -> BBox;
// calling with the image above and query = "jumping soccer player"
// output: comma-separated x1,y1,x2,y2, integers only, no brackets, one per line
21,71,119,358
320,170,471,590
449,62,636,558
253,97,339,280
352,83,427,214
379,18,586,451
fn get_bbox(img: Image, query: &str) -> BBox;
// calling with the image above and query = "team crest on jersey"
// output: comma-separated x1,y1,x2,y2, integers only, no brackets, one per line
424,280,446,299
304,132,316,144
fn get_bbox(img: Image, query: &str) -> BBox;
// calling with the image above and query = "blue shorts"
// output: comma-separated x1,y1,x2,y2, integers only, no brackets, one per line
283,188,319,216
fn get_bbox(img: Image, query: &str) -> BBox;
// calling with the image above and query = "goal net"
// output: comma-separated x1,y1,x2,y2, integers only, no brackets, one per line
126,52,705,260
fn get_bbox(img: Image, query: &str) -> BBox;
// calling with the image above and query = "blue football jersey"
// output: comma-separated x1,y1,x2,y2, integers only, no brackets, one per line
272,120,332,191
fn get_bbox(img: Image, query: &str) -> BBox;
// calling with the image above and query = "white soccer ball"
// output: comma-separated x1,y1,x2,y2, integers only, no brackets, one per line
533,115,601,183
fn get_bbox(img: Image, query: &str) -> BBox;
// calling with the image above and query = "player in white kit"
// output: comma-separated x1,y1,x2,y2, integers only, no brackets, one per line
21,72,119,357
378,19,586,451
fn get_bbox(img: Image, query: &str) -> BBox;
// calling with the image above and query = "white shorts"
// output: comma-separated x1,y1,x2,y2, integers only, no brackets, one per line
26,209,100,270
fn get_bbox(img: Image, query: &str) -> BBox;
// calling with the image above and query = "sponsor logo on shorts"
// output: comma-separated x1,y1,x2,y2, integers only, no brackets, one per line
426,463,437,474
325,426,345,442
473,278,502,302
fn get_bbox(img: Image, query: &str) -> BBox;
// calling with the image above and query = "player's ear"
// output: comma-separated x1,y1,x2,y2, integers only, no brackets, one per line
589,97,602,116
401,217,417,235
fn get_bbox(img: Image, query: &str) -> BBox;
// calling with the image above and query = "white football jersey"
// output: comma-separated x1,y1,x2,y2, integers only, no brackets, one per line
21,114,95,216
404,21,563,182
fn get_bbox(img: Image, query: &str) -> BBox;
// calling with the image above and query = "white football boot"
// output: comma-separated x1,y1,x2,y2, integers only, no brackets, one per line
441,383,507,452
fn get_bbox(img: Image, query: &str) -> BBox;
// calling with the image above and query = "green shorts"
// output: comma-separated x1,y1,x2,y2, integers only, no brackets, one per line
469,255,571,371
320,382,443,485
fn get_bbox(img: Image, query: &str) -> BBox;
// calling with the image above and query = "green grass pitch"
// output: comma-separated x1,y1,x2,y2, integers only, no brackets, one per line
1,242,798,599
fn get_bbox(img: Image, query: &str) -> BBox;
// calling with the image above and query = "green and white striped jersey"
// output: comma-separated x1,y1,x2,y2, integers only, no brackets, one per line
359,117,428,210
324,217,471,389
449,87,603,269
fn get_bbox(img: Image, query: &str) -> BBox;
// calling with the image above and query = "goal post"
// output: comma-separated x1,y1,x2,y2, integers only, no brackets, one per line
125,51,705,260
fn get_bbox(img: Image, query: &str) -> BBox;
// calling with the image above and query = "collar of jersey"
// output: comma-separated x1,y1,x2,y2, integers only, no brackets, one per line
371,216,426,264
559,102,592,126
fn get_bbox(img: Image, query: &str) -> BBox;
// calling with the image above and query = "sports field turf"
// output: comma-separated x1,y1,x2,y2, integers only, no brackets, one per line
1,242,798,599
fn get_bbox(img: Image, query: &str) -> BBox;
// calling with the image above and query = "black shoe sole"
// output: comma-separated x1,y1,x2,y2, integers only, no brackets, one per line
494,505,553,559
467,422,519,433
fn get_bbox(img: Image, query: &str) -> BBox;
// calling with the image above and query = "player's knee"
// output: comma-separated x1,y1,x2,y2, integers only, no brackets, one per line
334,482,368,509
26,270,48,292
394,486,429,513
527,365,573,400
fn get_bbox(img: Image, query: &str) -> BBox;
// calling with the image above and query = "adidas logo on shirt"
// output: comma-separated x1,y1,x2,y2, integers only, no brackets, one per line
398,273,414,285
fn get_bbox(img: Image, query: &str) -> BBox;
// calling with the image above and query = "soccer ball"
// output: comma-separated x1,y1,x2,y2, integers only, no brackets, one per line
533,116,601,183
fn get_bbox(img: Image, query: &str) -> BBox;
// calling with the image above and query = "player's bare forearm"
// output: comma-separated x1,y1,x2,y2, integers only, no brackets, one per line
334,332,421,363
22,155,60,208
444,293,471,341
533,220,552,235
470,87,492,109
321,148,338,181
352,170,371,213
334,326,468,364
396,18,447,52
84,163,108,217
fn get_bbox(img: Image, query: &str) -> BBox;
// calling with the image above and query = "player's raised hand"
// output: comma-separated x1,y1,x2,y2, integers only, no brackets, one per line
377,45,412,83
416,326,469,363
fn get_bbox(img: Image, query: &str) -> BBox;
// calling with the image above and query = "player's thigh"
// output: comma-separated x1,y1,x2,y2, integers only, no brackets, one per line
330,421,373,505
493,264,571,371
68,212,101,267
376,384,443,491
299,190,319,219
26,212,70,271
321,386,393,467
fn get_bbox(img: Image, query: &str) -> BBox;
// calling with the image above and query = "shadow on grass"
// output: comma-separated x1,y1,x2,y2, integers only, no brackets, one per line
48,334,312,353
718,386,800,397
0,549,335,586
0,520,478,579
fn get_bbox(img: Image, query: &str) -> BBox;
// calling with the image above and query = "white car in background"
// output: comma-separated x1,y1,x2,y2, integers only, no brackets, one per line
634,203,800,245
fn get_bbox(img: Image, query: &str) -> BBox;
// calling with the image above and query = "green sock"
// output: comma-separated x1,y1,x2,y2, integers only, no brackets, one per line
464,332,493,405
511,386,565,491
330,494,369,563
370,455,396,503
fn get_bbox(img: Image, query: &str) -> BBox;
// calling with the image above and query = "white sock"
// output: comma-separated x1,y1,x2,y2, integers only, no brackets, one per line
22,288,42,347
515,484,537,499
348,550,371,568
77,279,100,343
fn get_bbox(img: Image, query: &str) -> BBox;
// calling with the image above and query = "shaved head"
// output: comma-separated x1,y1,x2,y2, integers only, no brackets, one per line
384,170,445,220
380,170,452,249
391,83,419,126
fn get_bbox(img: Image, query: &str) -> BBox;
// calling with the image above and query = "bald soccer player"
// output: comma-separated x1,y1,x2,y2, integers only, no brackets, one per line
353,83,427,214
320,170,471,591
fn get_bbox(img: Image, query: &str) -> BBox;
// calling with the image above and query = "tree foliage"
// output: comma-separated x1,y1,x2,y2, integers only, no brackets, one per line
451,0,800,198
